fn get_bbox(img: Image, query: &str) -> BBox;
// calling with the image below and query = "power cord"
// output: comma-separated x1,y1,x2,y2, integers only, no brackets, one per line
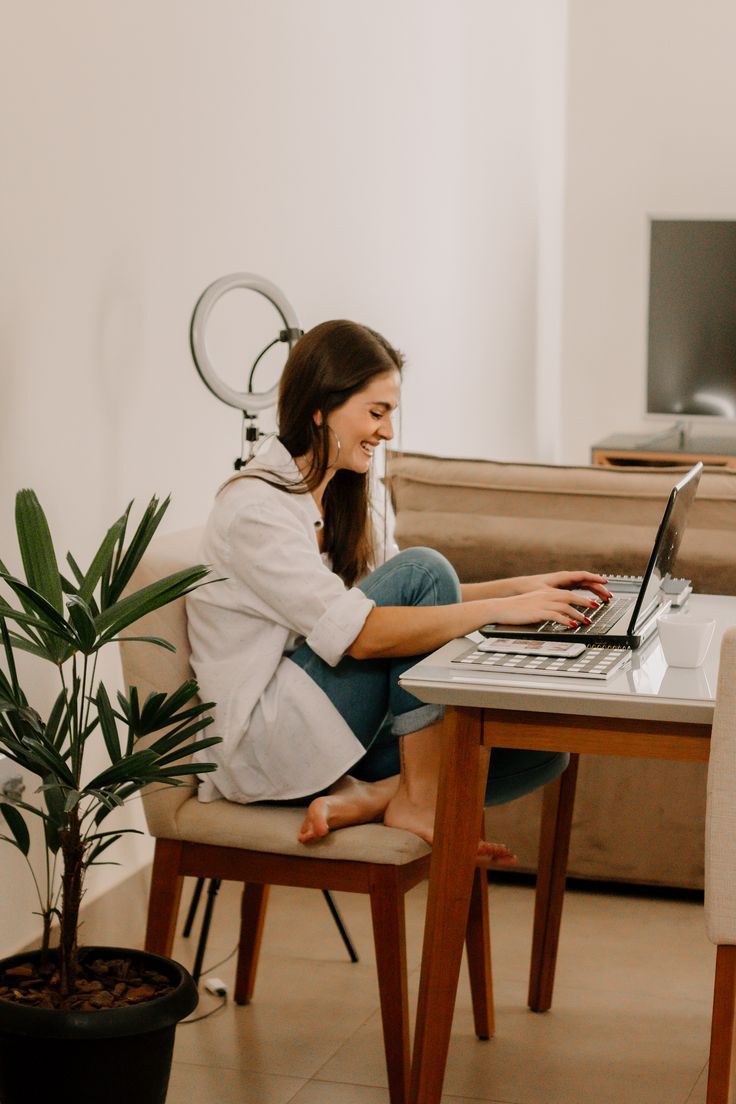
201,942,238,976
247,337,281,393
181,977,228,1025
179,944,238,1027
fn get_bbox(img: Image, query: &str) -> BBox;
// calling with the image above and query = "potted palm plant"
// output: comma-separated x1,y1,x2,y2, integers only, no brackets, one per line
0,490,218,1104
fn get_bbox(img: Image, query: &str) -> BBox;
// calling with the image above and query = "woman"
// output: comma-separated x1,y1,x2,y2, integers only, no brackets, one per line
187,320,610,860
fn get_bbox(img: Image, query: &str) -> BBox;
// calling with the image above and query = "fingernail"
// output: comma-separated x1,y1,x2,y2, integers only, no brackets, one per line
568,620,577,627
582,616,592,625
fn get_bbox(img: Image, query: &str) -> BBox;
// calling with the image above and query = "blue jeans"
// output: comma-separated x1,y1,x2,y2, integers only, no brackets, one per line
290,547,568,806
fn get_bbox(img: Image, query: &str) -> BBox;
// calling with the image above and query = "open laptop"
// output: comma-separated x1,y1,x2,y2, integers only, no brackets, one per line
479,461,703,650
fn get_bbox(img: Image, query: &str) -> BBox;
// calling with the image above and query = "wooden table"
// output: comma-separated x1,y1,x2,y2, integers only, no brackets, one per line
400,594,736,1104
590,431,736,469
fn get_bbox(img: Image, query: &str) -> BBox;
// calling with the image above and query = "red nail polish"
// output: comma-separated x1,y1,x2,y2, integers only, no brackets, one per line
582,616,592,625
568,620,576,627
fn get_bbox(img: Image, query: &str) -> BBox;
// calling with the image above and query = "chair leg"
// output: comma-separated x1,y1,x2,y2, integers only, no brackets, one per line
465,864,495,1039
707,944,736,1104
369,867,411,1104
528,752,579,1012
234,883,270,1006
145,838,185,957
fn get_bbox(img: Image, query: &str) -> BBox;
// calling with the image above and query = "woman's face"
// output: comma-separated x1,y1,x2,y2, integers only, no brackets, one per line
321,368,401,474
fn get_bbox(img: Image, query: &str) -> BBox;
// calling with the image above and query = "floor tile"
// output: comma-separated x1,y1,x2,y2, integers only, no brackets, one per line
172,944,381,1079
288,1081,499,1104
540,892,713,1004
485,879,715,1004
316,960,712,1104
166,1061,306,1104
441,981,711,1104
76,865,720,1104
683,1060,711,1104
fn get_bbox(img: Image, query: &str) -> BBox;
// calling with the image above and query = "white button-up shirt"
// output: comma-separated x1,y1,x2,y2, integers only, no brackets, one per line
187,435,397,803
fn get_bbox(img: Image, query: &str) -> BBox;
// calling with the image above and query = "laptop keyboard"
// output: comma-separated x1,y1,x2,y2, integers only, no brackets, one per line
538,595,632,635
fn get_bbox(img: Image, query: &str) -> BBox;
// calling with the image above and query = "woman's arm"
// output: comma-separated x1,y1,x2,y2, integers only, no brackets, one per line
347,584,604,660
460,571,612,603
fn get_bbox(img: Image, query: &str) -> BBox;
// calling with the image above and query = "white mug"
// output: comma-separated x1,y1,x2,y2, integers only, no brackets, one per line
657,613,716,668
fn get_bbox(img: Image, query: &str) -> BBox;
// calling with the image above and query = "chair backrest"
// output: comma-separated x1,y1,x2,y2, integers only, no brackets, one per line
117,527,204,838
705,626,736,945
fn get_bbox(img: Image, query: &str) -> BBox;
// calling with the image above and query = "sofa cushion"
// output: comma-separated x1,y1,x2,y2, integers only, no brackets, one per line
386,452,736,595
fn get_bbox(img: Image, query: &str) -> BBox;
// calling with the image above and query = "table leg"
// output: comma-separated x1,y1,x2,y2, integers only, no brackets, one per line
410,707,488,1104
528,752,579,1013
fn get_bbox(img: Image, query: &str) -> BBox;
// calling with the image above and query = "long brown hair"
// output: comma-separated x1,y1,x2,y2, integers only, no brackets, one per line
276,320,403,585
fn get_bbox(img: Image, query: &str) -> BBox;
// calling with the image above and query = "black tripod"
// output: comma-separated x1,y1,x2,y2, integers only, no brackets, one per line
182,877,359,983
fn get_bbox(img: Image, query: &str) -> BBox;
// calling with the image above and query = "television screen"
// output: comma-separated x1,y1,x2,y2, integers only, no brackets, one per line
647,219,736,420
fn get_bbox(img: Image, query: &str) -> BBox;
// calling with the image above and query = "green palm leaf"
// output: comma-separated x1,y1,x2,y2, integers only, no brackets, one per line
0,574,72,636
96,684,121,764
104,496,169,607
0,575,75,664
85,748,159,790
66,594,98,653
110,634,177,653
0,802,30,856
15,490,63,614
45,689,71,750
78,517,126,604
94,566,210,643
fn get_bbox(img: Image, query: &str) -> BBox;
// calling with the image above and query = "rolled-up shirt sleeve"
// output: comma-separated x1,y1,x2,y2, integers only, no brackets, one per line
223,494,374,667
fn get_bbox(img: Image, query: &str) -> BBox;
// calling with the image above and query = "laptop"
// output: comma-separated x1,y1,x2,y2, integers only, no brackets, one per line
479,461,703,650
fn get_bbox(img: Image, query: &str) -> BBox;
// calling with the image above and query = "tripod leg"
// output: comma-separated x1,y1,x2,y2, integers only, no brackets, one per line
192,878,222,983
322,889,359,963
182,876,205,938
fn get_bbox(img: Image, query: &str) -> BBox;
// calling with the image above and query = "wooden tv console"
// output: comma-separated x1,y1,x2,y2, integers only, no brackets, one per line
591,431,736,470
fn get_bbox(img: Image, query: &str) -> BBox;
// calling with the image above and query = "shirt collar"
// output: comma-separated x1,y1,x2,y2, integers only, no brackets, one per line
218,434,324,530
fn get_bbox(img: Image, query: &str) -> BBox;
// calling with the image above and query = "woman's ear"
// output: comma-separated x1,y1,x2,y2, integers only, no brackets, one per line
313,410,323,427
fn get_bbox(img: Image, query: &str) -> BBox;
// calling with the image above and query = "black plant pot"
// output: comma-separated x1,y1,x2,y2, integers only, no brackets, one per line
0,946,197,1104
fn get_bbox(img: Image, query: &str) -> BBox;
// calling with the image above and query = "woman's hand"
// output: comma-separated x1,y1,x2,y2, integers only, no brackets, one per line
513,571,612,604
488,584,606,628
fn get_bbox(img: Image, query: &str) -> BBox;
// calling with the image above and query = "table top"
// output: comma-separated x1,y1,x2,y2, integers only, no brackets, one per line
400,594,736,724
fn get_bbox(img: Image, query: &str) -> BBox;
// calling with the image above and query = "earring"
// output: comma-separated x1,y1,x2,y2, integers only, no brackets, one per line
327,424,341,460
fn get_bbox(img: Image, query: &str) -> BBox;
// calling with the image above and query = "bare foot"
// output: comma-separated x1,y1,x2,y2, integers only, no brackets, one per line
298,774,400,843
384,789,517,864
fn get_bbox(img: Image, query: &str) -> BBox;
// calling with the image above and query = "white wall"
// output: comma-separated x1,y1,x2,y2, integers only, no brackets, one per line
0,0,561,955
560,0,736,463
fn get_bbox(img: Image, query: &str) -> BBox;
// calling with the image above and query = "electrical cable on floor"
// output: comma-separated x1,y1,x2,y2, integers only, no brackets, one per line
181,978,229,1025
200,942,238,976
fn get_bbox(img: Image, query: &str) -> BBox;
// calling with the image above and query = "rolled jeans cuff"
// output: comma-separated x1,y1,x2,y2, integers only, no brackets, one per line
392,702,444,736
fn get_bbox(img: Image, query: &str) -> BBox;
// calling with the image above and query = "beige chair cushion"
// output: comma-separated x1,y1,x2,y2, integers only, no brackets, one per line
118,528,431,867
705,627,736,945
174,799,430,863
386,452,736,594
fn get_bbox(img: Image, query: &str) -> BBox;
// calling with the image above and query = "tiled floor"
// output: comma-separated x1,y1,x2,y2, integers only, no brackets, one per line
82,870,716,1104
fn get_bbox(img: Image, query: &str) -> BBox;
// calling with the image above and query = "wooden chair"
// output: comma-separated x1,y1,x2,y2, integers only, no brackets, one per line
705,626,736,1104
118,529,495,1104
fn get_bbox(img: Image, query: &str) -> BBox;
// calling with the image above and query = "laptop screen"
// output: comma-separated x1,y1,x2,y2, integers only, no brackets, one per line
630,462,702,632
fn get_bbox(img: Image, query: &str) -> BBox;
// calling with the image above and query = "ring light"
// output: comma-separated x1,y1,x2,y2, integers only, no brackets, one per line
190,272,302,412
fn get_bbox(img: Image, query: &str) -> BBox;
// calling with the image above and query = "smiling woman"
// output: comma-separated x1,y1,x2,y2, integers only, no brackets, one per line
186,321,606,854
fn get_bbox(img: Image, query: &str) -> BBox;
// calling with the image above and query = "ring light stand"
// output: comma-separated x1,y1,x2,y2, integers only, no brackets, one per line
189,272,303,468
186,274,359,966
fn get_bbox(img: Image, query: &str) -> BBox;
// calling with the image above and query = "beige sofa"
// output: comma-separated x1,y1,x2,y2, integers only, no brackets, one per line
386,451,736,889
